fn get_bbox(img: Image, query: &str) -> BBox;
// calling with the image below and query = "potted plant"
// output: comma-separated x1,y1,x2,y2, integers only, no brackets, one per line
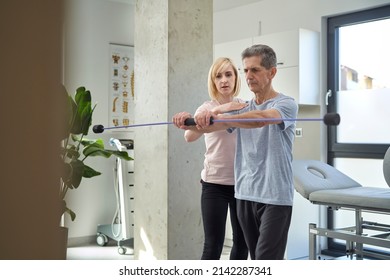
60,86,132,222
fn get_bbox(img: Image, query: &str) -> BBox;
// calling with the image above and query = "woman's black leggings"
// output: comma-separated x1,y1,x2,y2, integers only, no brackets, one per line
200,180,248,260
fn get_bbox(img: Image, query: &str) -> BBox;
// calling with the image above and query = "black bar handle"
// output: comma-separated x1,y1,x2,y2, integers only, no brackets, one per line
184,117,214,126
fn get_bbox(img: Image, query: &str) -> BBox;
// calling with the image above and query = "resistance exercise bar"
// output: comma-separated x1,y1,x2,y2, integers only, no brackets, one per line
93,112,340,134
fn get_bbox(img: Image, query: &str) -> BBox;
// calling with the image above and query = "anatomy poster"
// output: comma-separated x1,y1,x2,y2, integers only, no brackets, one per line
109,43,134,129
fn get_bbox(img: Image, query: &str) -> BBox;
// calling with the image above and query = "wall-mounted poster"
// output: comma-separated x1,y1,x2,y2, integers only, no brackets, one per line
109,43,134,130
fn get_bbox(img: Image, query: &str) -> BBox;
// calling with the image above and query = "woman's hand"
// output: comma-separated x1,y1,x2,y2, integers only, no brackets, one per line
211,101,248,115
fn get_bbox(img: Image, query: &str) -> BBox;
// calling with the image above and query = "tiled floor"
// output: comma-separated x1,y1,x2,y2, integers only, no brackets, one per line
68,244,347,260
67,244,134,260
67,244,231,260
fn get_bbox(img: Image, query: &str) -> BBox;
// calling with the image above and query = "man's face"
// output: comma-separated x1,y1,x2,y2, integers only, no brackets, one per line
243,56,275,94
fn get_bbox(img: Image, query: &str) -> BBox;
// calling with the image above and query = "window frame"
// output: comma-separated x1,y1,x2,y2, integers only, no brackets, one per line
327,5,390,256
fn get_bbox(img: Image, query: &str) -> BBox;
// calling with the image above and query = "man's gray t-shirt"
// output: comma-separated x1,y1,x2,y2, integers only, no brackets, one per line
230,93,298,206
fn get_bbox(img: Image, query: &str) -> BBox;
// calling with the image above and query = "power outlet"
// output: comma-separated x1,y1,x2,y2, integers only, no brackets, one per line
295,128,303,137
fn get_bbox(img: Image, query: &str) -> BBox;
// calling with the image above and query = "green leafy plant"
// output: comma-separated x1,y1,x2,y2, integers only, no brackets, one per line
60,86,132,221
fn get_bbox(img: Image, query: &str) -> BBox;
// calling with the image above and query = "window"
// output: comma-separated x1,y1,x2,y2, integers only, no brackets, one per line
327,5,390,257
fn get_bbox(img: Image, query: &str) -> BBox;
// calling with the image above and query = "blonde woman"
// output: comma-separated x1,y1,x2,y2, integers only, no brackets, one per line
173,57,248,260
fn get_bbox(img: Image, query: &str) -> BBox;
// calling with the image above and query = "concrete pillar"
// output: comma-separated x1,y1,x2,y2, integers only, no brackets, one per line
134,0,212,259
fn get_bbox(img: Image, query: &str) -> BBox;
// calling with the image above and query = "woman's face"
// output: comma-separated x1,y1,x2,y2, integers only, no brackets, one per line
214,64,236,97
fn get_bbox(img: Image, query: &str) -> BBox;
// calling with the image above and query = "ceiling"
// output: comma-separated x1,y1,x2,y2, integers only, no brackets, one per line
109,0,262,12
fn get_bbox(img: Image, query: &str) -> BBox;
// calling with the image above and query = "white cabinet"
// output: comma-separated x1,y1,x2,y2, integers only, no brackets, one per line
214,29,320,105
253,29,320,105
214,38,254,101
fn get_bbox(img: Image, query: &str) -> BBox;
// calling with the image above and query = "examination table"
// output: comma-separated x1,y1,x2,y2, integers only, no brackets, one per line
292,147,390,259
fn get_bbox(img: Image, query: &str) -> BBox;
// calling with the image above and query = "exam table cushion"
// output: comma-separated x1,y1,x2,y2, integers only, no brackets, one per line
292,159,361,199
384,146,390,187
293,159,390,213
309,187,390,212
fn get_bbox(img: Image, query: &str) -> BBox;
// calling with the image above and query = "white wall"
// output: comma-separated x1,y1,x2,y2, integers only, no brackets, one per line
64,0,135,241
214,0,390,44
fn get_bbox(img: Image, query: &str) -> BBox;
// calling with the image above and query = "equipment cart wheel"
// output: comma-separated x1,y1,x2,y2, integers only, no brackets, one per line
96,233,109,246
118,246,127,255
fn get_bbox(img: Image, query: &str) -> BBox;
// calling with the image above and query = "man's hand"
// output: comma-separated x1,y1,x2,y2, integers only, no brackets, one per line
194,110,216,129
172,111,192,129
